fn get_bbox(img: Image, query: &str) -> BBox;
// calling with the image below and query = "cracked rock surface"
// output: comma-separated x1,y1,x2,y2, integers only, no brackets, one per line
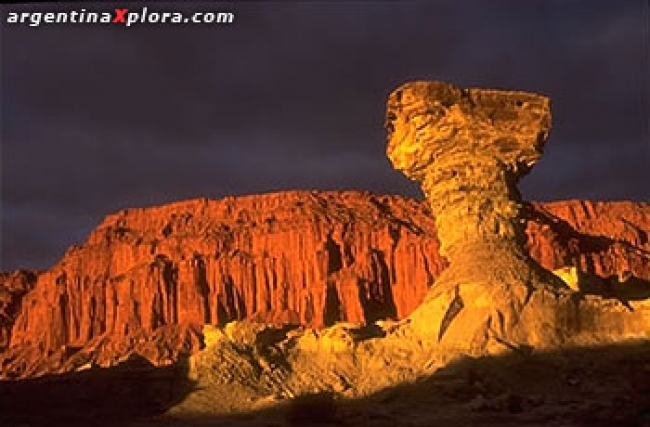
385,80,649,352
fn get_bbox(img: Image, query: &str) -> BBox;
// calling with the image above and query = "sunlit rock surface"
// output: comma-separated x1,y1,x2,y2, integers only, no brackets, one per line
1,190,648,378
385,80,649,352
0,81,649,426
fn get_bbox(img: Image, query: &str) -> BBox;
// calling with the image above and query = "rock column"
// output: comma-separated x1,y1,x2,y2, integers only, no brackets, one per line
385,81,573,351
386,81,557,291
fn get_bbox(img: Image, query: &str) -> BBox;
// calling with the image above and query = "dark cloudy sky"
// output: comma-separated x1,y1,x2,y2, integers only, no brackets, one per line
1,1,648,271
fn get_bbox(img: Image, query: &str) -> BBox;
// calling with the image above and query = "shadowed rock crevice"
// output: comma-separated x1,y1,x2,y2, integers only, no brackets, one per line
0,271,36,351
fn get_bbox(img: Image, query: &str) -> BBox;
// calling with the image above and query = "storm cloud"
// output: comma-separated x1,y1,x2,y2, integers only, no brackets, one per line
1,1,648,270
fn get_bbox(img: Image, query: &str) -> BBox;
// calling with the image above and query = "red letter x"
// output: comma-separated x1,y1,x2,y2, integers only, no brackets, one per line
113,9,128,23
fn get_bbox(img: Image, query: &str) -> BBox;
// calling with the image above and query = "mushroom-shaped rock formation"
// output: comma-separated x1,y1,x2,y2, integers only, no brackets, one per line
386,80,561,291
386,81,649,353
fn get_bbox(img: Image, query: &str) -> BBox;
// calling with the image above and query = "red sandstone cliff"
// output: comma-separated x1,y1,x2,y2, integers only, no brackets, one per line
1,191,648,377
0,270,37,351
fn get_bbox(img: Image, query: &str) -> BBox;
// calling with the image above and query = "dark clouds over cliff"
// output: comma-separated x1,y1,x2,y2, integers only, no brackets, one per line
1,1,648,270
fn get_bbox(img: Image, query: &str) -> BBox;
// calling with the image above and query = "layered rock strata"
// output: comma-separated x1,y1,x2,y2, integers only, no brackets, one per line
1,191,648,378
385,80,650,352
1,81,649,378
0,271,36,351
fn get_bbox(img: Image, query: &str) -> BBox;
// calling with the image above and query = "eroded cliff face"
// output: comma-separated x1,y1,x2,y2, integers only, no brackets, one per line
1,189,649,378
1,191,443,376
527,201,650,283
0,271,37,351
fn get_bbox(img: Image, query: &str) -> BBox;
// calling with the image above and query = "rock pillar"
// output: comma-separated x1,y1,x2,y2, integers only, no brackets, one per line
386,81,558,291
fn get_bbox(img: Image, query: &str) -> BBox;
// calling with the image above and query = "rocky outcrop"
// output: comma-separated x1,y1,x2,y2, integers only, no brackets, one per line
1,189,649,378
527,200,650,281
2,80,648,427
1,192,444,377
386,81,551,268
2,82,649,377
385,80,650,352
0,270,37,351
